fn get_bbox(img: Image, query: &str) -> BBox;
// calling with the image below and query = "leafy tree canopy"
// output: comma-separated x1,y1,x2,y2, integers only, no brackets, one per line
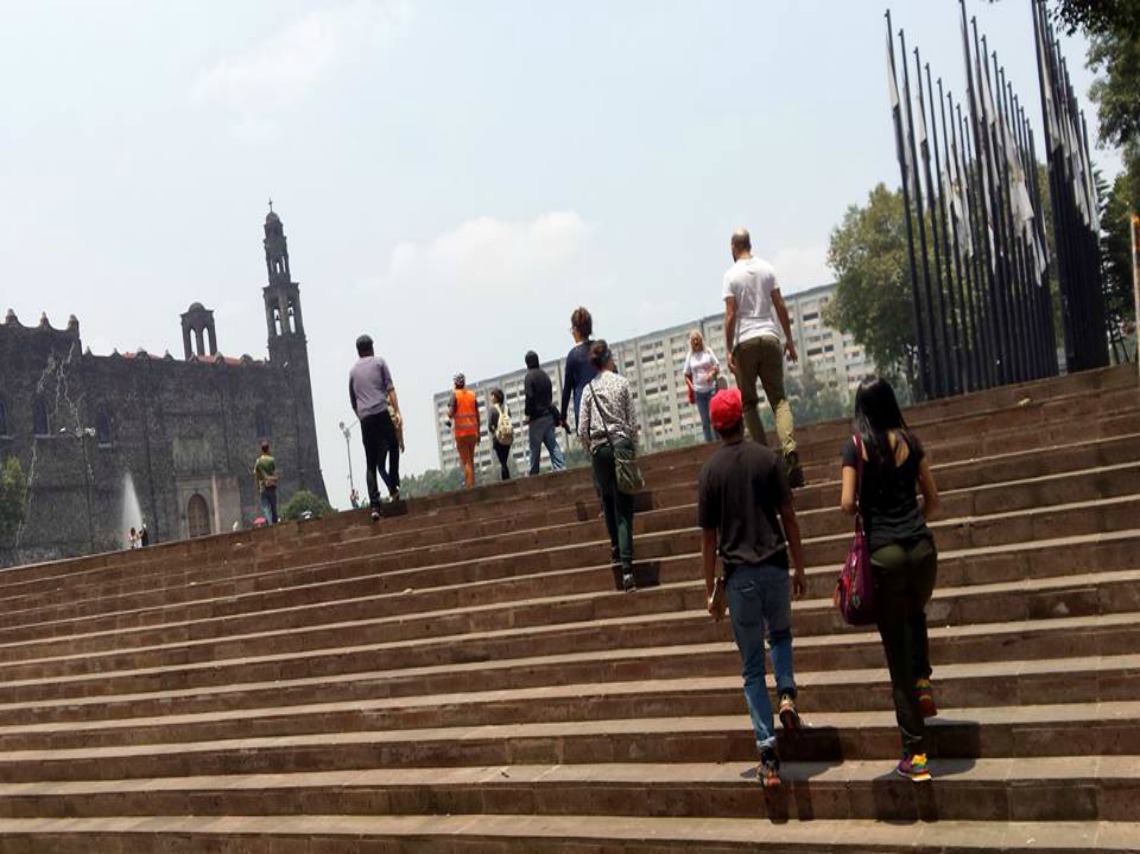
823,183,916,384
0,458,27,551
280,489,334,522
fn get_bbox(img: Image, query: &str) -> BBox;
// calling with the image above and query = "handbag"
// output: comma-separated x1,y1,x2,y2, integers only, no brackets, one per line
834,434,876,626
588,379,645,495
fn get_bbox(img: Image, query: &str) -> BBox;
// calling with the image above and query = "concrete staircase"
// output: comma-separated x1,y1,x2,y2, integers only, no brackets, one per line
0,366,1137,852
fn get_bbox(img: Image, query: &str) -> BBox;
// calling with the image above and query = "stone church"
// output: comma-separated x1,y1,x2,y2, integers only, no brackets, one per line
0,208,327,565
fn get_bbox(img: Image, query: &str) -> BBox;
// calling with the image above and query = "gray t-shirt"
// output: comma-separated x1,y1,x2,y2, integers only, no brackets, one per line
349,356,394,419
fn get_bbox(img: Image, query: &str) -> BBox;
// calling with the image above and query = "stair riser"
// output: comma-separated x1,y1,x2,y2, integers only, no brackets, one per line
1,568,1136,693
0,775,1130,824
5,485,1133,644
4,464,1135,650
3,403,1135,608
2,664,1136,751
0,716,1135,784
5,617,1137,725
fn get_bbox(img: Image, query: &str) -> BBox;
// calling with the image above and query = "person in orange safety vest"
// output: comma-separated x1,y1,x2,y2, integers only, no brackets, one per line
448,373,481,489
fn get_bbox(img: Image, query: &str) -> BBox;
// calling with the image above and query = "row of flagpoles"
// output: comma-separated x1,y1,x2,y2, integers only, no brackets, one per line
887,0,1107,401
1031,0,1110,373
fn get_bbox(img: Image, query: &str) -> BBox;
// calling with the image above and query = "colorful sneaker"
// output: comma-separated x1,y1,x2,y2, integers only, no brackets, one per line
778,693,801,731
896,752,931,782
758,750,781,789
916,678,938,719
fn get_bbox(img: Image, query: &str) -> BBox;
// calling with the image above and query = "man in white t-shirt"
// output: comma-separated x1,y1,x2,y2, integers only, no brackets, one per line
722,228,803,488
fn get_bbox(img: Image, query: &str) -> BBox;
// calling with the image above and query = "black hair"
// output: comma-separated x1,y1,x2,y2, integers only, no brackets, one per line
260,440,271,453
588,339,612,369
853,376,907,469
525,351,540,369
356,335,374,357
490,388,504,405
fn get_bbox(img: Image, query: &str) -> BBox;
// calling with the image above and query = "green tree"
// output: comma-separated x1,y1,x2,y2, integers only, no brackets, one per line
786,361,849,426
1101,172,1136,359
0,458,28,551
399,468,464,498
823,183,917,386
280,489,334,521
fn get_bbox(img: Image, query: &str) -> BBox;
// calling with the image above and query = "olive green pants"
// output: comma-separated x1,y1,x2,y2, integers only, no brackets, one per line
733,335,797,456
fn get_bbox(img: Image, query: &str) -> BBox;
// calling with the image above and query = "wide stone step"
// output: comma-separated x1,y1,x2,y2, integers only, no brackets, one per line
2,479,1135,642
0,813,1133,853
0,535,1135,685
2,610,1135,724
0,538,1135,700
0,757,1132,824
3,461,1134,649
2,399,1136,605
0,653,1135,751
0,703,1137,783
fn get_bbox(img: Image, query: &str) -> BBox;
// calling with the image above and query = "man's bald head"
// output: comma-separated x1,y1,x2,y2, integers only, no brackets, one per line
731,228,752,261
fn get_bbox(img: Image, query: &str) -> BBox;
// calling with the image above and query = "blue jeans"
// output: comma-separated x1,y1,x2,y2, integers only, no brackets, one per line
695,389,716,443
260,487,279,525
528,415,565,475
727,563,797,754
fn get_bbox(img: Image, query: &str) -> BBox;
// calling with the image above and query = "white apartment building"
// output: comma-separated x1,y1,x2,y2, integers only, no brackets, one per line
432,282,873,471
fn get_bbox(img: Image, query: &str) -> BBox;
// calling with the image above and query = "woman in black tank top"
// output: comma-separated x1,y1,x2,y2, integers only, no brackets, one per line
840,377,941,783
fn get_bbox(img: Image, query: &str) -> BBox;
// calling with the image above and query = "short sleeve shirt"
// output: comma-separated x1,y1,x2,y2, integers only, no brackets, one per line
698,440,791,571
254,454,276,492
841,431,931,551
683,349,720,393
350,357,394,419
722,257,782,347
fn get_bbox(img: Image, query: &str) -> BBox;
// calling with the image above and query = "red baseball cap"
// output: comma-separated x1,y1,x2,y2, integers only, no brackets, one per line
709,387,743,433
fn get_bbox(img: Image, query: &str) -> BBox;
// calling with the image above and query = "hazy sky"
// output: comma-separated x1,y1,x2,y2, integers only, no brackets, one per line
0,0,1118,504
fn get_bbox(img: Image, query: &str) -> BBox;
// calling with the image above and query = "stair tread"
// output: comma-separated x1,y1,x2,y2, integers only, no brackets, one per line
1,652,1137,736
2,701,1139,762
5,755,1140,795
0,813,1131,851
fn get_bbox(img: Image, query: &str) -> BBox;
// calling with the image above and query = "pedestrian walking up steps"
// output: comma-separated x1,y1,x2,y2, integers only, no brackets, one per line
0,367,1138,853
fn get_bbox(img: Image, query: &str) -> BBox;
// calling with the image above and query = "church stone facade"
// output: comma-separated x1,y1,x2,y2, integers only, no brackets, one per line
0,209,326,565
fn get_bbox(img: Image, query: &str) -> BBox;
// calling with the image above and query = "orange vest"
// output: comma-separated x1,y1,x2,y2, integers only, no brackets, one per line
453,388,479,439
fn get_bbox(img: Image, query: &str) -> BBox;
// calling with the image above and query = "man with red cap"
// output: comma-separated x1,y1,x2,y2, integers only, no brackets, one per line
697,387,807,789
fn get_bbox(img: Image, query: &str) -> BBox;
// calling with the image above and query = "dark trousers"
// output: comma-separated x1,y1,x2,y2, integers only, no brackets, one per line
360,411,400,509
591,440,635,570
493,441,512,480
260,486,279,525
872,536,938,755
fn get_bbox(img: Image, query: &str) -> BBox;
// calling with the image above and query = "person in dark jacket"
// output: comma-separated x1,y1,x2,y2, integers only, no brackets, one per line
560,306,600,431
524,351,565,475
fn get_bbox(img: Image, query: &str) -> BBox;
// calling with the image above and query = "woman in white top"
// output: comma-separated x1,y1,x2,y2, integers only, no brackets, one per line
683,330,721,443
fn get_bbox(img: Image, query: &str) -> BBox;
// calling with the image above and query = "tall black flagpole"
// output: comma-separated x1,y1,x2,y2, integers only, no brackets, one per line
887,11,929,399
941,81,976,391
961,1,1007,385
902,28,943,397
915,47,954,394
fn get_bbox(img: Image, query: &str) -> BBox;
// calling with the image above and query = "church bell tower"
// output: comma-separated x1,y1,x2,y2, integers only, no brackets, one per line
262,203,306,367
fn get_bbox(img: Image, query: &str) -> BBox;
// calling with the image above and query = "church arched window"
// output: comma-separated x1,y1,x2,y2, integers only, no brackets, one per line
32,399,49,437
95,409,112,446
255,407,270,440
